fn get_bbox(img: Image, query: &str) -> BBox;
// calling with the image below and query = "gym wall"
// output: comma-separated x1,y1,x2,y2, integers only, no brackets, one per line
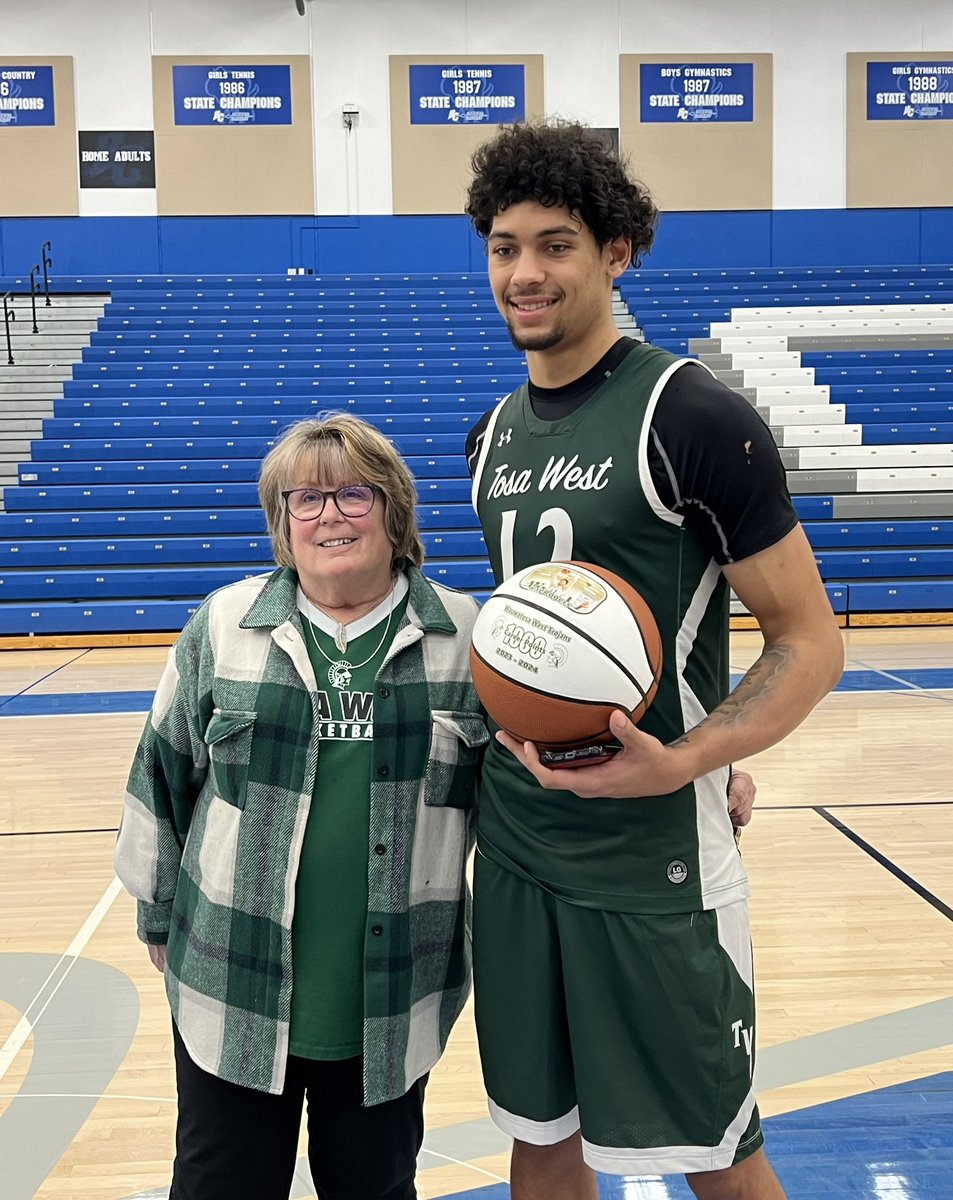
847,51,953,208
619,53,773,212
1,56,77,217
151,55,314,216
388,55,544,216
3,0,953,275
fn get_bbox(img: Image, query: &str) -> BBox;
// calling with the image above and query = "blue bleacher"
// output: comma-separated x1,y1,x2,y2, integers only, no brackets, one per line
1,268,952,635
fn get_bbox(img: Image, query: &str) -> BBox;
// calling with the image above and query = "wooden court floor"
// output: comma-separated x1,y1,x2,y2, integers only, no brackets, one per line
1,628,952,1199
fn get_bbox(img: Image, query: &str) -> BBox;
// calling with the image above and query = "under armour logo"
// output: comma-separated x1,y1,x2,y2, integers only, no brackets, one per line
497,427,512,446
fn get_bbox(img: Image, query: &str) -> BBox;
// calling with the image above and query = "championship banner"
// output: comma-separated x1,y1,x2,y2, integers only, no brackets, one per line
172,65,292,125
640,63,754,123
0,65,55,127
79,131,156,188
867,61,953,120
409,64,525,125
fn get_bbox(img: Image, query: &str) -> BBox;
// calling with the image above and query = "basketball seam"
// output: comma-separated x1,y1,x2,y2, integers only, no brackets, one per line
489,591,658,705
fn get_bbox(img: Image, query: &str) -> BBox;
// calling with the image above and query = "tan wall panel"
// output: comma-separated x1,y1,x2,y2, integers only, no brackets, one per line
619,54,772,213
0,56,78,217
847,52,953,208
390,56,544,216
152,56,314,216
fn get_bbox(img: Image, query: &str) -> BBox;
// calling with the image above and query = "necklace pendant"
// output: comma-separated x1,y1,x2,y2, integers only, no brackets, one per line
334,623,348,654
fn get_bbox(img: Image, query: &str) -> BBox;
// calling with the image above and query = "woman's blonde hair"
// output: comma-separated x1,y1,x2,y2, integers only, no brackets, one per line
259,413,425,571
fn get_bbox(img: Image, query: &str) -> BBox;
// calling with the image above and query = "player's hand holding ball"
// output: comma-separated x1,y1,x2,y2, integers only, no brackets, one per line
494,708,692,799
471,561,688,795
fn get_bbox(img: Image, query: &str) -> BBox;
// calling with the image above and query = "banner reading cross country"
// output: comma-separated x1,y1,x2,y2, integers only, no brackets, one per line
0,65,55,127
409,64,525,125
866,61,953,120
172,65,292,126
639,62,754,123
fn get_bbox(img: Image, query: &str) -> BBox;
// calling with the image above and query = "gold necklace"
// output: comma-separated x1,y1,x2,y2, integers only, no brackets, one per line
304,589,396,689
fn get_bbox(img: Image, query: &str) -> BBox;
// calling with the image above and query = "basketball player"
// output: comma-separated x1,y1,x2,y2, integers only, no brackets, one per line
464,122,844,1200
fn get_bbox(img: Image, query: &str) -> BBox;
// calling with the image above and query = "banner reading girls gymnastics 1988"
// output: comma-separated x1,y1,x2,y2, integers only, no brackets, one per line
867,61,953,120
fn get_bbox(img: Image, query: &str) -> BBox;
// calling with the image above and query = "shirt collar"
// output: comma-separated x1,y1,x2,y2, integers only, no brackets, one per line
240,562,459,635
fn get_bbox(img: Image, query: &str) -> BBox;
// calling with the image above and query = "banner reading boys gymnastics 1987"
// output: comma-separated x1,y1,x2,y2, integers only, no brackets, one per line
409,65,525,125
640,63,754,123
867,61,953,120
172,65,292,125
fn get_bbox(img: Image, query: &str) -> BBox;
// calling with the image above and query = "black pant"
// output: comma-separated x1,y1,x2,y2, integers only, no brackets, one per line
170,1022,426,1200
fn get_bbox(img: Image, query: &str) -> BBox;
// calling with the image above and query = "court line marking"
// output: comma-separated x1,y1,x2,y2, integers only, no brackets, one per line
6,666,953,720
815,807,953,922
0,1092,175,1104
0,875,123,1084
2,801,951,840
0,827,119,838
0,648,91,713
417,1148,507,1183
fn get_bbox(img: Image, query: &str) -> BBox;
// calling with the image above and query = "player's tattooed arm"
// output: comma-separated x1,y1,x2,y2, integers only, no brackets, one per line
668,643,794,748
675,528,843,770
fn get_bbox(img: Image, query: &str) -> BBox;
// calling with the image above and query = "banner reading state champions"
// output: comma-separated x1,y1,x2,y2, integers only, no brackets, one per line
409,64,525,125
867,61,953,120
640,63,754,123
0,66,55,127
172,65,292,125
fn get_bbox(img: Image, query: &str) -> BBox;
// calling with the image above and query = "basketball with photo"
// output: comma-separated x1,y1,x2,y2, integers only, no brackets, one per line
470,561,663,760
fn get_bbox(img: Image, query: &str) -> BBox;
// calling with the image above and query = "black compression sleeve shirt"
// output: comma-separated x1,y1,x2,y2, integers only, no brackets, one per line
464,339,798,565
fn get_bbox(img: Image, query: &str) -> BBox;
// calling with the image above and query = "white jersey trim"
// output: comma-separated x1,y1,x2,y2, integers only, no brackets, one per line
581,1090,759,1175
488,1097,581,1145
469,395,512,514
639,355,720,527
675,561,750,910
717,898,755,997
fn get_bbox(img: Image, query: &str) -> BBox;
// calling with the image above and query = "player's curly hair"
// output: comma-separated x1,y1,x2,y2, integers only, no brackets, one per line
466,120,658,267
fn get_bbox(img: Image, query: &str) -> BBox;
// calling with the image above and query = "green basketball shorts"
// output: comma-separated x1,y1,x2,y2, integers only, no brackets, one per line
472,850,764,1175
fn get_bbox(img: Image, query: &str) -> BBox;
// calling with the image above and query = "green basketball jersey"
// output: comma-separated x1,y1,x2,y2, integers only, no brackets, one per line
471,342,748,914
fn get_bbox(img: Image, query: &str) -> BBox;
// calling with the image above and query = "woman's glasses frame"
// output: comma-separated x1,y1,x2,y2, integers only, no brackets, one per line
281,484,380,521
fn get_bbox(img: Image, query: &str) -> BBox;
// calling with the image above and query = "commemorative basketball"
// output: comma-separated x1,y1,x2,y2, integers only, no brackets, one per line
470,561,664,755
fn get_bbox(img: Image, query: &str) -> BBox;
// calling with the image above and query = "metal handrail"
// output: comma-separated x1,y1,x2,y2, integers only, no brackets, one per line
41,240,52,307
29,264,41,334
2,291,15,365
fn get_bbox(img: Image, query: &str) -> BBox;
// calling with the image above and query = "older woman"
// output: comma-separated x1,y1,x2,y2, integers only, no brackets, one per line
115,413,488,1200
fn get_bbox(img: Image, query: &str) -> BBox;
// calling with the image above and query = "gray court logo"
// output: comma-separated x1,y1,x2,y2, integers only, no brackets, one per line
666,859,688,884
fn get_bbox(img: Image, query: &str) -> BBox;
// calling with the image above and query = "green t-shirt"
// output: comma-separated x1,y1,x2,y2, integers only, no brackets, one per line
289,584,408,1059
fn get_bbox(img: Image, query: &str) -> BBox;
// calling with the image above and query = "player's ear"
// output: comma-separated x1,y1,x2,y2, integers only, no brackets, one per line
605,235,633,280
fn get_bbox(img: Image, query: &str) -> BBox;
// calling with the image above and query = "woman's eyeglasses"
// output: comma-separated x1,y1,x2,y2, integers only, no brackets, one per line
281,484,379,521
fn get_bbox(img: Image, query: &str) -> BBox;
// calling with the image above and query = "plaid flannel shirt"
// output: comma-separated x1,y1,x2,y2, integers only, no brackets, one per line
115,564,488,1102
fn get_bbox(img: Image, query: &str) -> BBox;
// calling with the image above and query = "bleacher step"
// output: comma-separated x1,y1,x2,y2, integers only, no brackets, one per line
0,419,44,434
0,349,82,364
7,338,91,352
0,368,74,383
739,386,830,404
1,293,108,308
713,368,815,387
833,492,953,518
772,425,862,447
757,404,846,425
788,333,953,351
0,383,64,398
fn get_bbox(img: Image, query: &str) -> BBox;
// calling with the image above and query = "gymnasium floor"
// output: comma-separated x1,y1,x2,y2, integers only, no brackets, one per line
1,628,951,1200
